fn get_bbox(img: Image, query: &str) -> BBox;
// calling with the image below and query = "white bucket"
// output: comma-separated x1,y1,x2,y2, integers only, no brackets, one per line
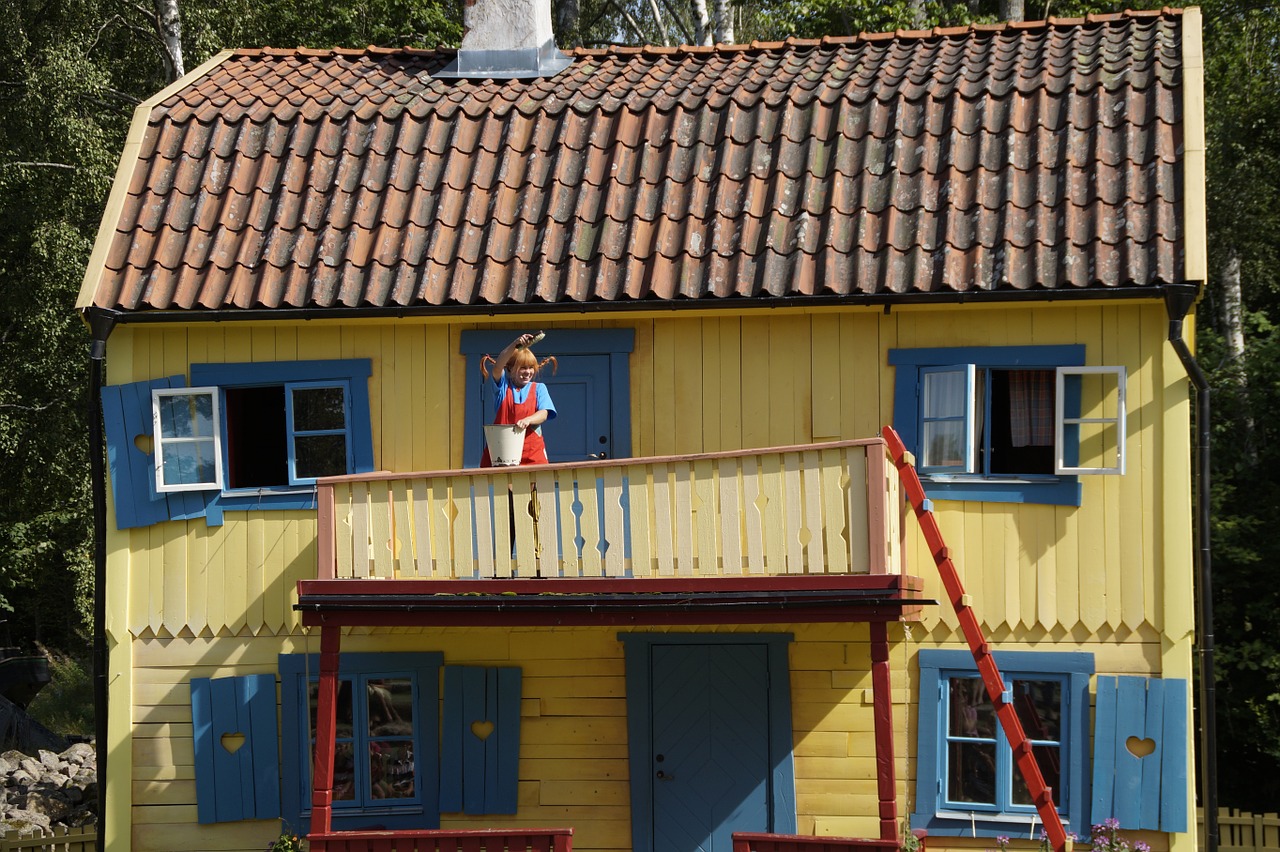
483,424,526,466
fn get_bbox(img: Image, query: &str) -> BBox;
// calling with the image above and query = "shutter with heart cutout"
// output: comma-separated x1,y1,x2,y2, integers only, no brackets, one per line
191,674,281,823
1090,676,1188,832
440,666,522,815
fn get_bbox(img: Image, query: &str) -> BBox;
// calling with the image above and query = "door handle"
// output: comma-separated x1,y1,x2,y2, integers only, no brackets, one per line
655,770,674,780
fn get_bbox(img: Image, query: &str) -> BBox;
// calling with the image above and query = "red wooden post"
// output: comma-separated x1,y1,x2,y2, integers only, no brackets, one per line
311,624,342,837
870,621,898,841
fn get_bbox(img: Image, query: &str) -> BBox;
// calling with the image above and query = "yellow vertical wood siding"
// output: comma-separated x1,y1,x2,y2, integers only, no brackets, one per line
106,302,1194,852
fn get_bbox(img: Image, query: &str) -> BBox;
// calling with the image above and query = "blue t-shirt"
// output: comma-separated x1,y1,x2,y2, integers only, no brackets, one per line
492,373,556,434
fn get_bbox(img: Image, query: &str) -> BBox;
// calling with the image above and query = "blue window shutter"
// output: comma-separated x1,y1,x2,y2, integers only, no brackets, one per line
1090,676,1188,832
102,376,213,529
191,674,281,824
441,665,522,815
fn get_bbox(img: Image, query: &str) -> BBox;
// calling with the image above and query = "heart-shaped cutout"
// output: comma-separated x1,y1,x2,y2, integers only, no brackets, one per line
471,720,495,741
1126,736,1156,758
221,732,246,754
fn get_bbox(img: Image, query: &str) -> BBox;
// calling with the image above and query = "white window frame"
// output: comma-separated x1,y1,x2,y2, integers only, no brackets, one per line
919,365,978,474
1055,366,1126,475
918,365,1126,479
152,387,224,493
283,380,355,485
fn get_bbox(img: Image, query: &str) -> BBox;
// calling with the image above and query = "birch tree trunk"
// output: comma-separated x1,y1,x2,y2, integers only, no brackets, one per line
1000,0,1024,22
555,0,580,47
907,0,927,28
1221,246,1256,460
713,0,733,44
692,0,712,44
156,0,185,81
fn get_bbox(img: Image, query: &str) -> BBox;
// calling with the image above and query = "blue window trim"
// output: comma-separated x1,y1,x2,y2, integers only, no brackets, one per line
889,346,1085,506
912,649,1094,840
460,329,634,467
618,632,796,852
188,359,374,517
279,651,443,834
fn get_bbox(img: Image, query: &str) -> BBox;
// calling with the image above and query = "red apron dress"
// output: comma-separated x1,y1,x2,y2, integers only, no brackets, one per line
480,380,548,466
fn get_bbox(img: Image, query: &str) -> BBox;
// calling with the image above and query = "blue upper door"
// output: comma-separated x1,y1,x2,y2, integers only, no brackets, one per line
479,354,613,464
461,329,634,468
650,644,772,852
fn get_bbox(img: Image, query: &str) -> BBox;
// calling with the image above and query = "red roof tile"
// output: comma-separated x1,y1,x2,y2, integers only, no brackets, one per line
85,10,1189,313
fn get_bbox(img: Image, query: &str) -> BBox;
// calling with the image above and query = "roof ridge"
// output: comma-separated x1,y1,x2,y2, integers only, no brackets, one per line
226,8,1184,62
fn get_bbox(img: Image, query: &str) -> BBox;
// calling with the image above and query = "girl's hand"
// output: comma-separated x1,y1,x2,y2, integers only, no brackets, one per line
515,333,535,348
515,417,531,430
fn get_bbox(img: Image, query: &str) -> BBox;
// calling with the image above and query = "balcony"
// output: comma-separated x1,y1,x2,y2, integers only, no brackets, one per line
300,438,923,626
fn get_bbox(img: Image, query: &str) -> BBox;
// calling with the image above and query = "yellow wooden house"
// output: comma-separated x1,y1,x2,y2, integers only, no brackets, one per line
76,6,1207,852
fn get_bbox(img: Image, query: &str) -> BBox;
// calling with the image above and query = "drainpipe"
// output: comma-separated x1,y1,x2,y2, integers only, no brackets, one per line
86,307,118,843
1163,282,1216,852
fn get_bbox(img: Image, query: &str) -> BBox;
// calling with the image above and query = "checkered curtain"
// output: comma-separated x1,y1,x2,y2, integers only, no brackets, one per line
1009,370,1054,447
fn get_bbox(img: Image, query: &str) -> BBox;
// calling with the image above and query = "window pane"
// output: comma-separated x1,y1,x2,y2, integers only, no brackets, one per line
949,678,995,738
157,392,215,439
1014,680,1062,741
1012,744,1061,806
293,386,347,431
923,371,966,418
369,741,415,799
923,422,966,468
159,440,218,485
948,741,996,804
296,435,348,479
309,679,354,739
367,679,414,736
333,741,356,801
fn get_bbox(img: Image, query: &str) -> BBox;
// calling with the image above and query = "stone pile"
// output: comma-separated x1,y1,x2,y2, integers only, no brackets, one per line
0,743,97,836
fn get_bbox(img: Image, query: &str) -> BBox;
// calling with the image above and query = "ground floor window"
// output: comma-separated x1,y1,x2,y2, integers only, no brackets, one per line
911,650,1094,839
279,652,442,832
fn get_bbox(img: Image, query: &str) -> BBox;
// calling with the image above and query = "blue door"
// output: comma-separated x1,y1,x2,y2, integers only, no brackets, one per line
461,329,633,469
476,354,613,464
651,644,771,852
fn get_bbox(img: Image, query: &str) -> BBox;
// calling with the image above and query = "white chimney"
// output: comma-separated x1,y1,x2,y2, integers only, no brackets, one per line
438,0,571,78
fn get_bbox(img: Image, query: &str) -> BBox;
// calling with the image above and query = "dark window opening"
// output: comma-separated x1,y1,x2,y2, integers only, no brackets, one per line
987,369,1055,476
224,385,288,488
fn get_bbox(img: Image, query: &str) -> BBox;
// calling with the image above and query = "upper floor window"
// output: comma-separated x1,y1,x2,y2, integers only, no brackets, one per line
103,359,375,529
189,359,373,495
912,649,1094,839
891,346,1126,505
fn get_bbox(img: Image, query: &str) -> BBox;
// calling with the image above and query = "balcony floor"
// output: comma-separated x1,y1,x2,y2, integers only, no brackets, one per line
296,574,930,627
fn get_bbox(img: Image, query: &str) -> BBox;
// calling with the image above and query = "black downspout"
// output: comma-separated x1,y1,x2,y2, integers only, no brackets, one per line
1164,283,1216,852
87,308,117,843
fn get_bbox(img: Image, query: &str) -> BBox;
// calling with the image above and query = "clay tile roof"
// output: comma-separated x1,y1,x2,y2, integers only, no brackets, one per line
82,9,1190,314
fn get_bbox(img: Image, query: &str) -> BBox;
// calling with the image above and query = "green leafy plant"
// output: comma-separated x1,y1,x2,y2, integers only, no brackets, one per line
268,831,307,852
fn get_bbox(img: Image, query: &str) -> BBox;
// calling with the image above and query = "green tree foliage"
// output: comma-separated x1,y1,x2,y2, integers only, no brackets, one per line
0,0,461,653
1198,0,1280,810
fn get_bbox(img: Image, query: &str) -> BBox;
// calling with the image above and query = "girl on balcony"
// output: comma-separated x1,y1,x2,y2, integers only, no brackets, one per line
481,332,557,466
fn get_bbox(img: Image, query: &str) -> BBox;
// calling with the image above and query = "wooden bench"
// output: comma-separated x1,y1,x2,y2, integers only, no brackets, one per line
308,827,574,852
732,830,926,852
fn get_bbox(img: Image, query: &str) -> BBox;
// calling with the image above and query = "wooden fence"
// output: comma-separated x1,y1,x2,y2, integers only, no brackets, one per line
1204,809,1280,852
0,826,95,852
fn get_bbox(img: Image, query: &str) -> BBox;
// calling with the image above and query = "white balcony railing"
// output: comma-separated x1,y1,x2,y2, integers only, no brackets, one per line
316,439,902,582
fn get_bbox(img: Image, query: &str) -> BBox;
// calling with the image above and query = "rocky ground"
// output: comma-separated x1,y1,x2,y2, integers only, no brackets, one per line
0,743,96,836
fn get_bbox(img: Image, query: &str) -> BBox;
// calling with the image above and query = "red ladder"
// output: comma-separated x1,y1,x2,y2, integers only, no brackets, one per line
882,426,1069,852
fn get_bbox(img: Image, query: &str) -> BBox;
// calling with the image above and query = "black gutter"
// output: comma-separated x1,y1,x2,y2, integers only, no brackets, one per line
91,284,1172,326
1164,282,1217,852
86,307,117,841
